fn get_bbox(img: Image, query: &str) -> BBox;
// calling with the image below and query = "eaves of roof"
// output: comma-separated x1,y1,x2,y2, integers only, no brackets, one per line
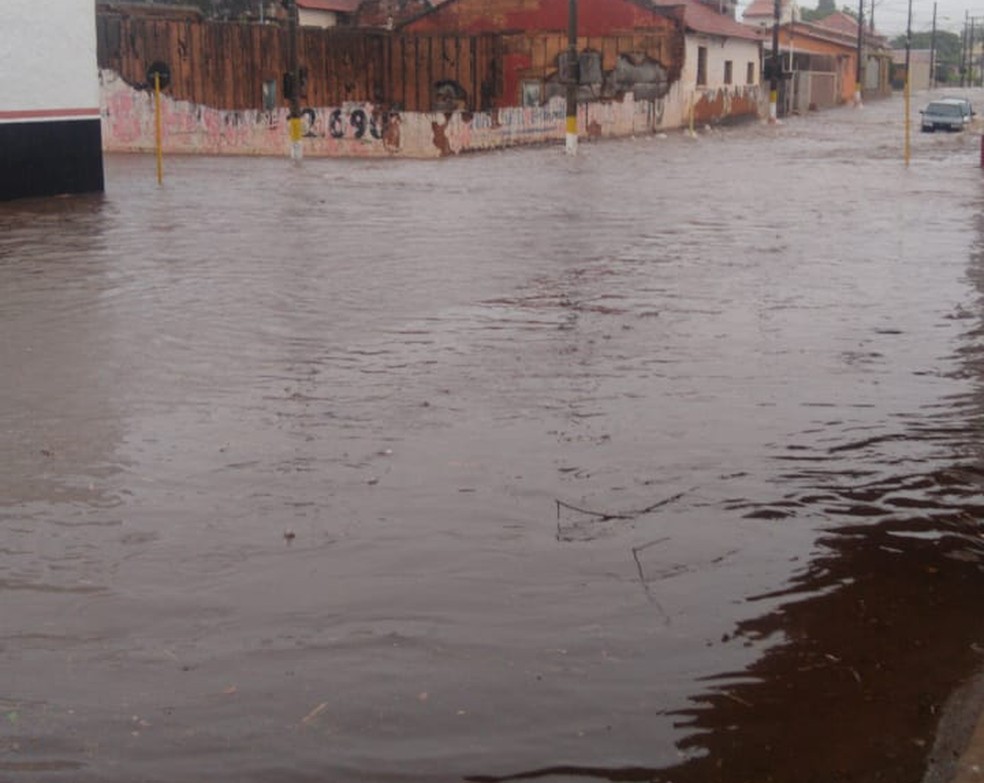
298,0,361,13
652,0,760,40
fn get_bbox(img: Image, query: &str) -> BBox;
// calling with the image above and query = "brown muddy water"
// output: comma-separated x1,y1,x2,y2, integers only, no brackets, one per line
3,94,984,783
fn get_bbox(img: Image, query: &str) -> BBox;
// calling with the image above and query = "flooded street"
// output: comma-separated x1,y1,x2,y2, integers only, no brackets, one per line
3,94,984,782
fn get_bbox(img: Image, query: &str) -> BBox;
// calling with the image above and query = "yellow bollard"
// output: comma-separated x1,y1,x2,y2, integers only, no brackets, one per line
289,116,303,161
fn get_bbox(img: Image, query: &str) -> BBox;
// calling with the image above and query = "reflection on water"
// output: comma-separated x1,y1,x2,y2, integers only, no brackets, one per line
2,97,984,782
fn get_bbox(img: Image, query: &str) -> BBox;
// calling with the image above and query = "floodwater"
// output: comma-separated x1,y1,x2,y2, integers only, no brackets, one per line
3,93,984,783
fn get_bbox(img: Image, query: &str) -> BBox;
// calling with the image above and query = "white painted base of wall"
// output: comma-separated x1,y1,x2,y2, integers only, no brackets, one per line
99,70,761,159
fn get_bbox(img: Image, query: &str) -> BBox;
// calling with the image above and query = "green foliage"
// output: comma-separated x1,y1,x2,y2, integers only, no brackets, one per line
890,30,961,60
889,30,963,83
799,6,827,21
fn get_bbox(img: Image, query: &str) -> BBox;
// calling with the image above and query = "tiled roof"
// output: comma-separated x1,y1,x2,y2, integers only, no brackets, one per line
814,11,888,46
814,10,860,34
743,0,786,17
652,0,760,39
298,0,361,12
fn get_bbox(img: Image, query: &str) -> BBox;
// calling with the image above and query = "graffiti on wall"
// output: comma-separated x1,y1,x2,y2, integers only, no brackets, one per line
543,51,671,103
298,106,402,149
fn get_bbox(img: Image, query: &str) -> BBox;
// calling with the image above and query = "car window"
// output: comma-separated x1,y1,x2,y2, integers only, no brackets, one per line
928,103,962,117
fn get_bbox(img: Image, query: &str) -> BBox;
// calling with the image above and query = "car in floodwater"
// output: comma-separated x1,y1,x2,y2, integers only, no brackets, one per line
920,98,972,132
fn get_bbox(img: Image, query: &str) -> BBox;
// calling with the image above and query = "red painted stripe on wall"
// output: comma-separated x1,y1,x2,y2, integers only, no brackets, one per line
0,107,101,122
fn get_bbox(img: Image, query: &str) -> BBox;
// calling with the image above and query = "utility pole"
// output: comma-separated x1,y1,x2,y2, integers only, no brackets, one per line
565,0,578,154
855,0,864,106
287,0,302,160
962,10,969,87
929,2,937,88
971,18,976,88
769,0,780,122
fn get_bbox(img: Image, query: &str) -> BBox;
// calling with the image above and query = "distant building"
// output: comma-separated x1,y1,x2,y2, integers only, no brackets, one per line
654,0,761,87
742,0,798,27
355,0,437,29
1,0,104,200
891,49,932,91
298,0,361,27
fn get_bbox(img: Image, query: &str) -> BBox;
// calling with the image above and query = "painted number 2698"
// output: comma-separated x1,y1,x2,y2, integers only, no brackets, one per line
328,109,385,140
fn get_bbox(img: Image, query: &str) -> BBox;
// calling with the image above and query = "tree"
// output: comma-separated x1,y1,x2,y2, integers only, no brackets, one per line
890,30,963,82
798,0,853,23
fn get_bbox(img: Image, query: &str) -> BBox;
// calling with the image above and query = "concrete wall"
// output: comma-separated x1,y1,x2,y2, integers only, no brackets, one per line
1,0,104,199
100,67,700,158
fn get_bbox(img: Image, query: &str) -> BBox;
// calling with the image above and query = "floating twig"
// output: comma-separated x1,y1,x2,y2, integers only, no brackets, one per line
300,702,329,726
555,489,691,528
556,499,632,522
632,537,671,622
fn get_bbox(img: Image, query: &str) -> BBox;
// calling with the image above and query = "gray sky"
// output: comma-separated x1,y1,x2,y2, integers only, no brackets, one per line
735,0,971,39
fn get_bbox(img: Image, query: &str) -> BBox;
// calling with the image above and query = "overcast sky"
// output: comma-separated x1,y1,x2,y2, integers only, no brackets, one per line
735,0,972,39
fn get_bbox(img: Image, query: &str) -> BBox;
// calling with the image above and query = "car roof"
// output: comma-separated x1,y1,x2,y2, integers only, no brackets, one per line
933,98,968,105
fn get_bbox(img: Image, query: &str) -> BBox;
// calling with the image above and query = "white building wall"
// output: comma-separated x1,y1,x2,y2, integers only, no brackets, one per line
1,0,100,118
299,9,339,28
683,34,760,92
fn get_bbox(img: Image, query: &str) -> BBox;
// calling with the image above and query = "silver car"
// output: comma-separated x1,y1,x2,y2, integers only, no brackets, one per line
920,98,971,132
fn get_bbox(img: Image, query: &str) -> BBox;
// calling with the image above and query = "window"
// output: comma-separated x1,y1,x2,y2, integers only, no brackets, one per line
697,46,708,86
747,61,755,84
724,60,733,85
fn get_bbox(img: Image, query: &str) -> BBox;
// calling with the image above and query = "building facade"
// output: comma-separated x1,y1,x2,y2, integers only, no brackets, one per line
655,0,761,125
1,0,104,200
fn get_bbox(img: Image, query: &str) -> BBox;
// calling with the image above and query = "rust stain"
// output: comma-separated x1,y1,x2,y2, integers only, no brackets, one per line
587,120,603,139
431,116,453,156
694,88,758,125
381,111,402,151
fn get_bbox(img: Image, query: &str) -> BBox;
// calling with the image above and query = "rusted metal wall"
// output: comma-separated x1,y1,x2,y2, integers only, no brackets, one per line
96,13,503,112
499,31,682,107
401,0,685,107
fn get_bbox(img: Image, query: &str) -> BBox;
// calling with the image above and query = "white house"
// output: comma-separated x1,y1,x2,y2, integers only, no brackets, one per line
298,0,361,27
655,0,763,124
1,0,104,200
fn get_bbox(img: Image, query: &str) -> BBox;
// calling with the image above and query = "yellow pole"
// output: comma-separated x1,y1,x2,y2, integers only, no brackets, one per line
154,72,163,185
290,115,303,160
904,71,911,166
